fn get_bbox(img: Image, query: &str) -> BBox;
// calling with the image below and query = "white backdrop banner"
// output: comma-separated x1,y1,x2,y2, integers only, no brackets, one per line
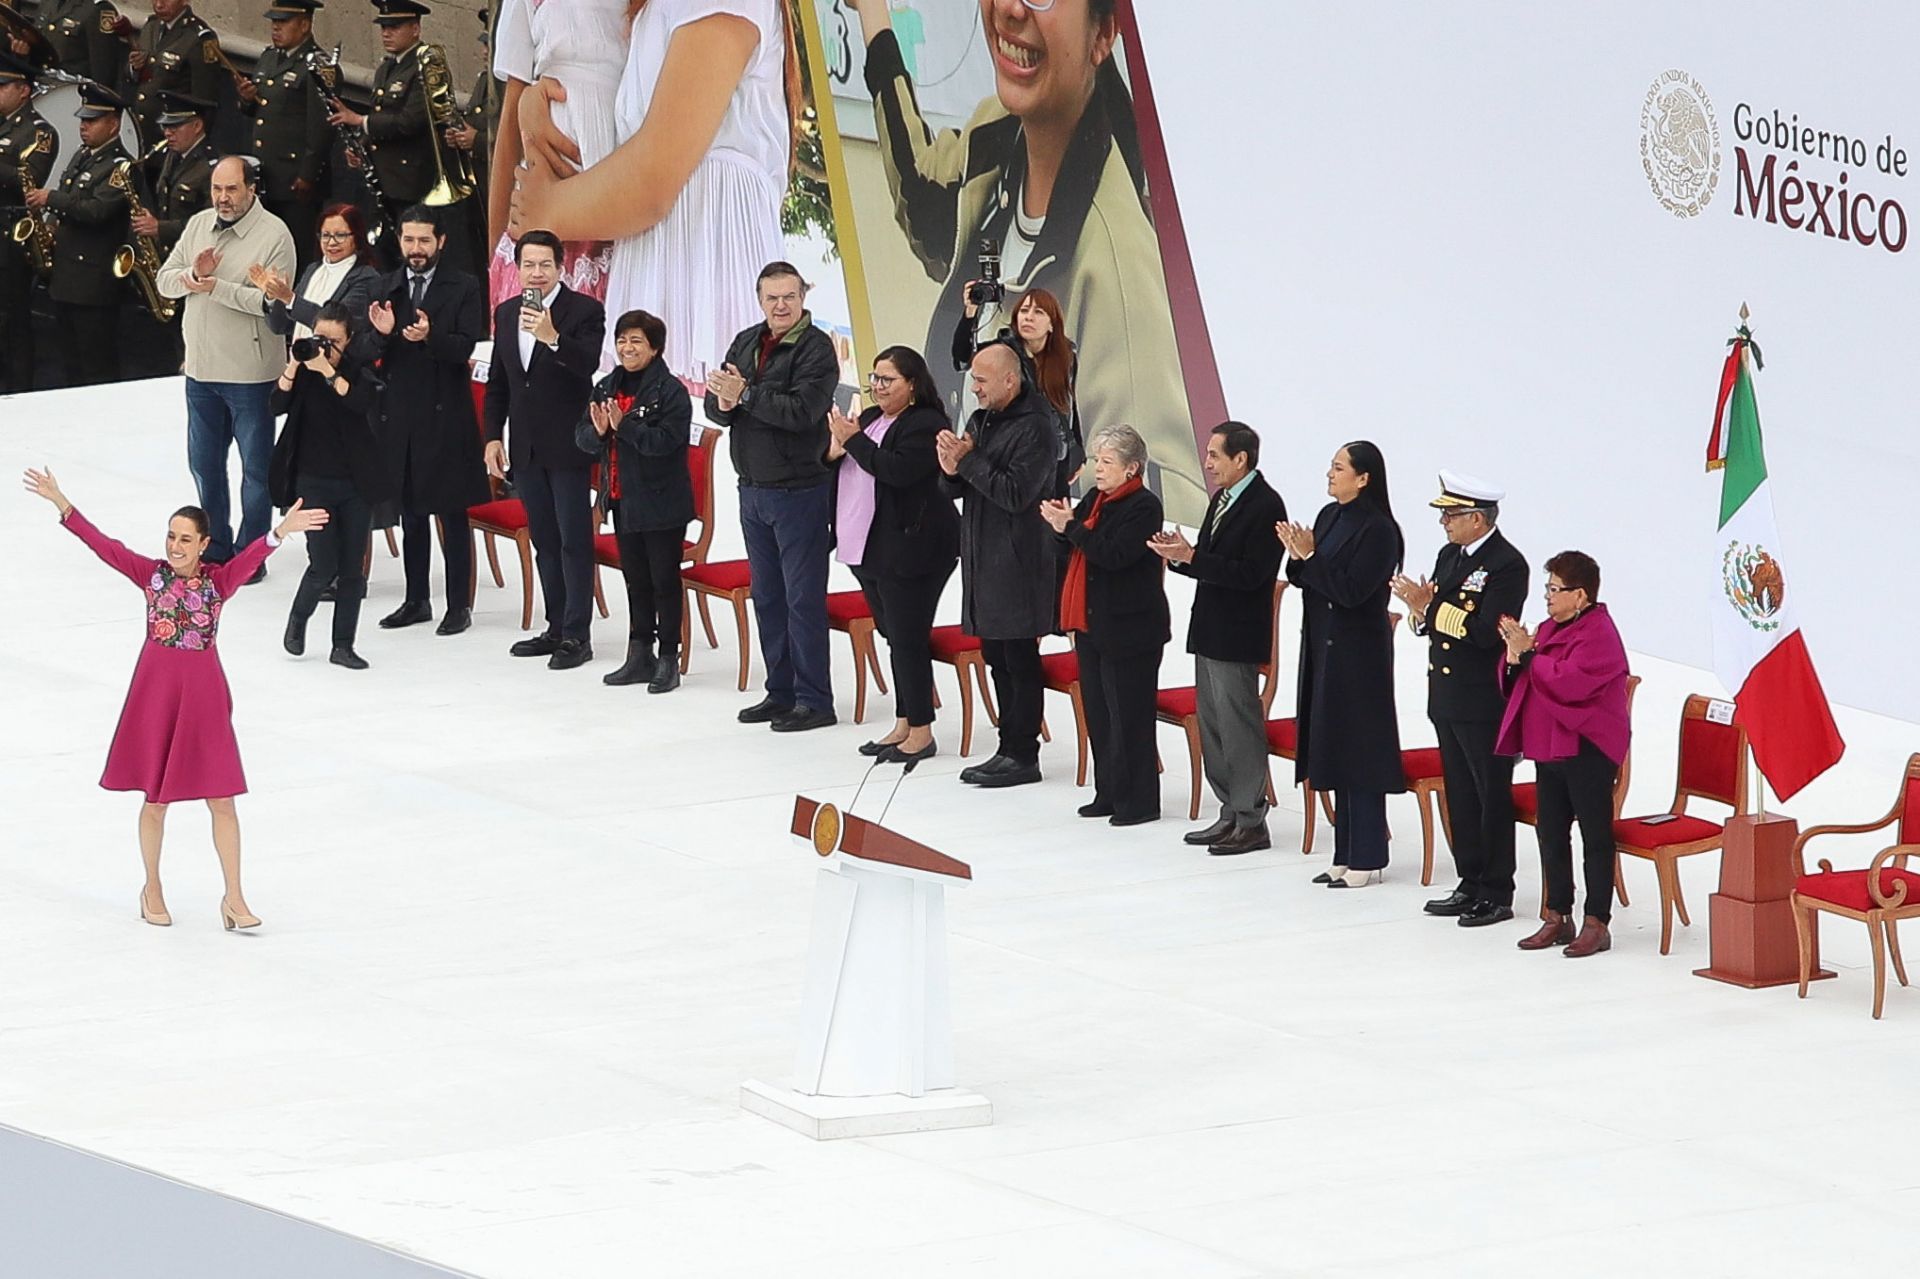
1136,1,1918,720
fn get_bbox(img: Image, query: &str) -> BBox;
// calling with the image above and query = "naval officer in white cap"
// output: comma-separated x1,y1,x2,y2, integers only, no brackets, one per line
1392,470,1530,926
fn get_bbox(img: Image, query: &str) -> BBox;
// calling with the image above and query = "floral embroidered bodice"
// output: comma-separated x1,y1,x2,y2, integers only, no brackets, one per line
145,564,227,651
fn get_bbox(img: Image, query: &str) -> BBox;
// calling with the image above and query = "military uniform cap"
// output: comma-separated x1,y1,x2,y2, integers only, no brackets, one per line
1429,469,1505,511
156,90,216,127
76,82,131,118
264,0,324,16
372,0,430,24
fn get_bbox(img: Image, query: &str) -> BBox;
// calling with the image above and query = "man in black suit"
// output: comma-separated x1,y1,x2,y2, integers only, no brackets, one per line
1151,421,1289,855
483,228,606,669
1393,471,1530,927
366,204,489,635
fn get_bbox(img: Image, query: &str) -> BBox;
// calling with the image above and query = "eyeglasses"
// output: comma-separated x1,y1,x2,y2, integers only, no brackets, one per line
318,231,351,241
1437,509,1482,522
1544,583,1580,596
867,373,899,388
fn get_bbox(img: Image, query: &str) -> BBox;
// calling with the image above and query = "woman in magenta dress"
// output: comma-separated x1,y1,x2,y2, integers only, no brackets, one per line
24,467,329,932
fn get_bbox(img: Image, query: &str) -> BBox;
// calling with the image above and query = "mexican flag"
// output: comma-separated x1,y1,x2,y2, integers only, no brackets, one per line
1706,324,1844,801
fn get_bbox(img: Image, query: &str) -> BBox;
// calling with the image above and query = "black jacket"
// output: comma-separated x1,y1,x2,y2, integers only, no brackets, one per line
268,355,393,508
1059,484,1170,657
1286,499,1405,794
1413,528,1529,722
46,140,132,308
945,385,1058,639
1171,472,1289,665
835,402,960,579
485,285,607,470
266,259,382,338
952,323,1084,495
703,312,839,489
364,263,491,513
573,357,695,533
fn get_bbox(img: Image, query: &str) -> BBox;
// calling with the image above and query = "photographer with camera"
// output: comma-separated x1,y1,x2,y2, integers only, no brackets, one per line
268,301,394,670
575,309,693,694
952,258,1082,498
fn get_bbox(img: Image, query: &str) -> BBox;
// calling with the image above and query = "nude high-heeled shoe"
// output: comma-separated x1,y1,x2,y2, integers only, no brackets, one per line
221,899,262,931
1326,867,1383,889
139,889,172,927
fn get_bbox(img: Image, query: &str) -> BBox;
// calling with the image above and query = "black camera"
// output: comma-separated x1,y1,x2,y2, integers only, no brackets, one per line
967,238,1003,308
290,335,332,362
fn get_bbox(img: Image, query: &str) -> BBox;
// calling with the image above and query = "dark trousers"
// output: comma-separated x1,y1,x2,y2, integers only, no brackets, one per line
979,636,1043,765
516,463,595,641
1536,738,1621,924
400,510,475,614
1435,716,1518,906
739,481,833,712
1076,631,1164,821
853,561,954,727
1334,788,1390,872
615,522,687,651
54,302,119,386
0,267,34,393
289,475,373,647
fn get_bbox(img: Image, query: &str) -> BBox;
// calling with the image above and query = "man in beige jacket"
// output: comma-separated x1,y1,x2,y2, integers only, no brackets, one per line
157,155,296,569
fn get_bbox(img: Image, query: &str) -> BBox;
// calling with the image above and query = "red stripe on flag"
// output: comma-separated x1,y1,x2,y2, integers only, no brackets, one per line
1707,340,1742,469
1733,629,1845,801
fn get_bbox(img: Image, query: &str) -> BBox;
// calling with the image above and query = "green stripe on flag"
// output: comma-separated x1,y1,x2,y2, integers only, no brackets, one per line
1718,352,1768,528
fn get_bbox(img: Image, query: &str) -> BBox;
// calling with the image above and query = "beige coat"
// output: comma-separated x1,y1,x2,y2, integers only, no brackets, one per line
156,196,295,384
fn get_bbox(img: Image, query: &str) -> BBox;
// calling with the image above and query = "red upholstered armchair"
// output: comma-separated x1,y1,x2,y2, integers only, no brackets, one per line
1511,675,1644,908
1614,694,1751,955
1156,583,1287,821
1791,754,1920,1019
826,589,888,724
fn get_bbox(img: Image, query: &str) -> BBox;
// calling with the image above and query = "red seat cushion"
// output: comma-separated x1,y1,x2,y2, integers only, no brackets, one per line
1796,867,1920,913
683,558,751,590
1512,782,1539,823
468,498,528,531
1614,813,1725,849
1402,747,1444,782
1156,686,1198,721
825,590,873,626
928,626,982,661
593,531,621,566
1265,717,1299,754
1038,650,1080,689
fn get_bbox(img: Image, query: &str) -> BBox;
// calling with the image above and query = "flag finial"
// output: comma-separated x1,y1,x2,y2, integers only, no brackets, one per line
1739,301,1750,323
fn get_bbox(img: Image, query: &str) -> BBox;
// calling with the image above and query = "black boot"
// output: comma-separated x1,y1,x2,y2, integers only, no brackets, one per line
648,652,681,694
603,640,658,686
283,610,308,657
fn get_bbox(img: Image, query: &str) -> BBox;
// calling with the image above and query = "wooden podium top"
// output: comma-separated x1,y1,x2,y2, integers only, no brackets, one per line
791,796,973,881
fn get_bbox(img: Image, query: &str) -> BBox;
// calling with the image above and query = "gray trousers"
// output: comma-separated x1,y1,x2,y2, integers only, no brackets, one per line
1196,655,1271,828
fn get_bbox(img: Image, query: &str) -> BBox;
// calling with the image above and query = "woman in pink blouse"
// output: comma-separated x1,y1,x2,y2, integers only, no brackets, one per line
24,468,328,932
1495,550,1631,958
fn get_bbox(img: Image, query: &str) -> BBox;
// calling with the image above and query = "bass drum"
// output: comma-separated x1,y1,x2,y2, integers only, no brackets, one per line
36,82,145,176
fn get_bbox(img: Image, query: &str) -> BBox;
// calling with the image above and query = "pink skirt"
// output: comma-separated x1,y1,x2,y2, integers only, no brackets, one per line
100,641,247,803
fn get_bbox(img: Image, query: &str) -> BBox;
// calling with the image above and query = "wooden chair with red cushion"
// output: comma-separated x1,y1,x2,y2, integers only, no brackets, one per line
1510,674,1643,906
1038,648,1090,786
1790,754,1920,1018
825,589,889,724
931,626,1052,758
1155,583,1288,821
589,427,722,661
1613,693,1751,955
1273,614,1402,854
468,496,537,630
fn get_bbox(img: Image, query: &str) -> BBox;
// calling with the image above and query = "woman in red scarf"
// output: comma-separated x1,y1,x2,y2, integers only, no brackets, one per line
1040,425,1170,826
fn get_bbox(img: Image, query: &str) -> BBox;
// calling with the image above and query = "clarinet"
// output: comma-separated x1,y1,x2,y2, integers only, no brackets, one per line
305,43,393,244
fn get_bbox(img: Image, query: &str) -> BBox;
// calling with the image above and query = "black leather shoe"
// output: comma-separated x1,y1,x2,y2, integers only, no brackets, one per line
1109,812,1160,827
380,600,433,630
1209,823,1272,856
959,754,1015,784
1077,799,1115,819
879,740,937,765
1459,901,1516,928
1184,817,1235,846
974,761,1041,789
1312,866,1346,885
859,738,903,757
771,706,837,733
510,632,562,658
738,696,794,724
602,641,656,686
328,646,369,670
283,612,307,657
435,608,472,636
1424,889,1475,917
647,661,681,694
547,639,593,670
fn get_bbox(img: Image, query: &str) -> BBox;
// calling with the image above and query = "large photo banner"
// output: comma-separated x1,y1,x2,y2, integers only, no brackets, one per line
805,0,1227,523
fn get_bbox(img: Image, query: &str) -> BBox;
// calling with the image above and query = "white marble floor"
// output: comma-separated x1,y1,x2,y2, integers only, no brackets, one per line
2,383,1916,1277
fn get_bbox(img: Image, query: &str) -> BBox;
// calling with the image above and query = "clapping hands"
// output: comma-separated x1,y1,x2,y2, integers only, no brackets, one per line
1498,614,1535,660
1038,497,1074,534
1275,520,1316,559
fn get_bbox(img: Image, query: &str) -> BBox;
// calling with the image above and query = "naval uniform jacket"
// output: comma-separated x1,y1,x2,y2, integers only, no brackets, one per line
45,139,132,308
1410,529,1529,723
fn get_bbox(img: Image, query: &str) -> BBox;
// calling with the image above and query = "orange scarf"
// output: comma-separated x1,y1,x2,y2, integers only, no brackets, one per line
1058,476,1144,633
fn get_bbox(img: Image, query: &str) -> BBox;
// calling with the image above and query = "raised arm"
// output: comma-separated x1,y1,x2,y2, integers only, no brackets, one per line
861,21,970,281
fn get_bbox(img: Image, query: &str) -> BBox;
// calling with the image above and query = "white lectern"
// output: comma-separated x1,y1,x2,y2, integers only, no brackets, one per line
740,796,992,1140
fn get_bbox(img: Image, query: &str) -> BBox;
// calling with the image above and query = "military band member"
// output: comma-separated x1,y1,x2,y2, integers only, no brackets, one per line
28,81,132,385
332,0,432,213
0,49,56,393
240,0,329,270
24,0,122,87
1392,471,1531,928
128,0,224,149
139,88,212,255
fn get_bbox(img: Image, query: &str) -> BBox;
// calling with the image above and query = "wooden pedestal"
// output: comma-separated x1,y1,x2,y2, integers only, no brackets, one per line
1695,813,1835,989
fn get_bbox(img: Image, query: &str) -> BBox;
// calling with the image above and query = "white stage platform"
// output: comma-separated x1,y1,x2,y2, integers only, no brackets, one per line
4,380,1919,1277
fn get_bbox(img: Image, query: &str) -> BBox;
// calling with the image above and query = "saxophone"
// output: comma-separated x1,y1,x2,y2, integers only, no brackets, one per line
417,42,476,207
108,161,177,324
9,130,55,277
